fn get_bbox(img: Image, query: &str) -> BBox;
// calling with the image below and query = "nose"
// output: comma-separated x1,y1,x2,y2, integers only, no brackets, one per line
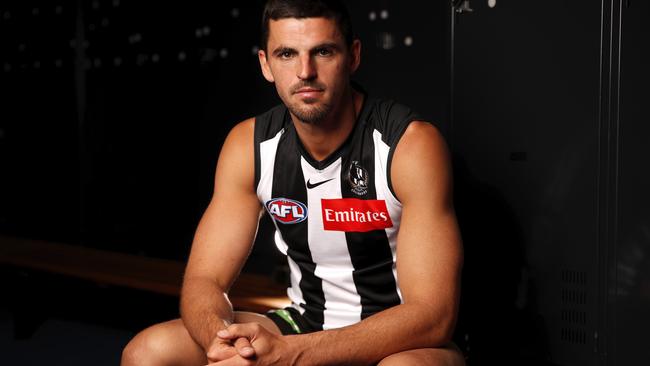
297,54,316,80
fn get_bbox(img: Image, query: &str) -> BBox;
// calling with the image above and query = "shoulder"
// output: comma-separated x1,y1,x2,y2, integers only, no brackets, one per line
366,98,425,147
391,121,452,204
254,103,288,142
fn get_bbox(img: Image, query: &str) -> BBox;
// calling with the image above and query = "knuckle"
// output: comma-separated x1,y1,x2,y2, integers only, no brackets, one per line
228,324,240,332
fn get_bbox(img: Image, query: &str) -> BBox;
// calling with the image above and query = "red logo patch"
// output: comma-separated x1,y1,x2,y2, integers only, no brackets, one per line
321,198,393,232
266,198,308,224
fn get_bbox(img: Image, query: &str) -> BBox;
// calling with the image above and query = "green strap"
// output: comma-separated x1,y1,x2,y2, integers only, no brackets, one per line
274,309,302,334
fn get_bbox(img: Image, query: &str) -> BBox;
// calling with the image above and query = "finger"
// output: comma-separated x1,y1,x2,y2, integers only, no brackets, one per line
205,355,252,366
234,337,256,358
217,329,235,340
206,343,237,362
222,323,261,340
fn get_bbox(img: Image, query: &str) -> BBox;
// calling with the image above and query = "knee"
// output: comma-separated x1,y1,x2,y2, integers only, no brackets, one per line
378,353,419,366
121,324,174,366
378,347,465,366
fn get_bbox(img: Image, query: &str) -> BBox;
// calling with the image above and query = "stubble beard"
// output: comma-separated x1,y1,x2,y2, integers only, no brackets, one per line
285,80,333,124
287,99,332,124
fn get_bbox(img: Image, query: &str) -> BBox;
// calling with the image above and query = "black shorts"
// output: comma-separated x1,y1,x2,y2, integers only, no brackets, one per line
265,307,318,335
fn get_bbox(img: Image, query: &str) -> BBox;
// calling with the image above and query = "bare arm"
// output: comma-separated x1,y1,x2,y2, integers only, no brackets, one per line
180,118,262,351
289,121,463,364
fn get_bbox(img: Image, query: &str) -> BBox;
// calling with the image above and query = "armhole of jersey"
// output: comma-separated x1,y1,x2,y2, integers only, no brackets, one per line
253,116,261,190
386,118,432,202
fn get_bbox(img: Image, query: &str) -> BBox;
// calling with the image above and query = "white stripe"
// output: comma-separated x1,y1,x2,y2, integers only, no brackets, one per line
256,129,284,203
286,255,306,314
256,129,307,308
373,129,403,303
301,157,363,329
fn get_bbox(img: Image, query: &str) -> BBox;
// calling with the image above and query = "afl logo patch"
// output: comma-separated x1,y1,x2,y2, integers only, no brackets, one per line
266,198,308,224
348,160,369,196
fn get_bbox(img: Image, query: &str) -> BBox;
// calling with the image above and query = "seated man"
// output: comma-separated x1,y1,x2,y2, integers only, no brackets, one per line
121,0,464,365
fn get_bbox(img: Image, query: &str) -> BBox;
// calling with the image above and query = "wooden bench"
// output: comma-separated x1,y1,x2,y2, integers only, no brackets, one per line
0,235,290,313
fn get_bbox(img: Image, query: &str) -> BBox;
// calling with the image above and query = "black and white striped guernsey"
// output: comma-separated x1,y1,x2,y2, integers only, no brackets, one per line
254,87,425,331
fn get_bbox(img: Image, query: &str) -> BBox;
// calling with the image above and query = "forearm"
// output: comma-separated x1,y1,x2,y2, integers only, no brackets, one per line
180,277,234,351
290,302,455,366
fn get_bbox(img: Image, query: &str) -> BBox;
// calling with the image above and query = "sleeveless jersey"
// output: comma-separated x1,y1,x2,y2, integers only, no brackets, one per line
254,90,424,331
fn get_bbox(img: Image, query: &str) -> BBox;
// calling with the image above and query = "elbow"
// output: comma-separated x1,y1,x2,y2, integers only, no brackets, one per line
421,305,458,347
437,316,457,345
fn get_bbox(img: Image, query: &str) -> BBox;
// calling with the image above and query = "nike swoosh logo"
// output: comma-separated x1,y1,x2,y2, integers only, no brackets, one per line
306,178,335,189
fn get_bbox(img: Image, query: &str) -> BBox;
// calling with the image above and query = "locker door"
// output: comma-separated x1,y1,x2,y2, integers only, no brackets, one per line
451,1,602,365
612,1,650,365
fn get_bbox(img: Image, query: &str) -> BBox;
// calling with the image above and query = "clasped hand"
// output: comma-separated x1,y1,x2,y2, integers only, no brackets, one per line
205,322,297,366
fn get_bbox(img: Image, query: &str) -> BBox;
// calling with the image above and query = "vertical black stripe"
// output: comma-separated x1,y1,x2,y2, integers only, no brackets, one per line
253,117,261,188
342,123,401,319
271,124,325,331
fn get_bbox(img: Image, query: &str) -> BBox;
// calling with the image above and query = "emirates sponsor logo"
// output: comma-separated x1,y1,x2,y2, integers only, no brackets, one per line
321,198,393,232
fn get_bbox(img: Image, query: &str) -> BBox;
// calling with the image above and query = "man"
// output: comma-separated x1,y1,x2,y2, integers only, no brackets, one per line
121,0,464,365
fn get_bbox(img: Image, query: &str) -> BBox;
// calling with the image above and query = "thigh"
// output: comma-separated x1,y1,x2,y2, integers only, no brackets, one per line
377,343,465,366
122,313,281,366
234,311,282,335
122,318,207,366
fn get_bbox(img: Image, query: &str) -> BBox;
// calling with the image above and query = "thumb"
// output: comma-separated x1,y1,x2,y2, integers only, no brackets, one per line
218,323,261,341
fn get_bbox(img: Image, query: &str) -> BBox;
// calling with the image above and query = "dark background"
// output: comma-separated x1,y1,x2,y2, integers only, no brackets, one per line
1,0,648,365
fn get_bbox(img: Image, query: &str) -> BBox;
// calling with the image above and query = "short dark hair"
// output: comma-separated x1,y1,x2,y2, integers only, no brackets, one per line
260,0,354,51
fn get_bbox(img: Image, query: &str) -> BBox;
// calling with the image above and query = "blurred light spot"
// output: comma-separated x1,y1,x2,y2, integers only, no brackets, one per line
380,10,389,19
251,45,260,55
200,48,218,63
32,8,40,16
136,54,148,66
3,11,11,20
113,0,120,7
4,63,12,72
101,18,109,27
33,61,41,69
203,26,211,36
377,32,395,50
488,0,497,8
55,6,63,15
55,59,63,68
129,33,142,44
92,0,100,10
178,51,187,61
404,36,413,47
231,8,240,18
152,53,160,63
220,48,229,59
113,57,122,66
18,43,26,52
368,11,376,21
93,58,102,68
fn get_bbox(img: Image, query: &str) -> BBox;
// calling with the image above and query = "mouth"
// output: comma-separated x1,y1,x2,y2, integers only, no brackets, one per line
294,88,324,101
294,88,323,94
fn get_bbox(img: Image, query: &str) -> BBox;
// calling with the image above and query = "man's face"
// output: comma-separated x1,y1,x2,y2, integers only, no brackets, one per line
258,17,360,124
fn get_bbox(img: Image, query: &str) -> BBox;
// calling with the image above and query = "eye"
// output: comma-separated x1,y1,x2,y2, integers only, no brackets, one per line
277,49,297,59
317,48,332,56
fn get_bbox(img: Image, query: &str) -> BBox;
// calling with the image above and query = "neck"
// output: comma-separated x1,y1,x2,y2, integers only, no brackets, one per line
291,86,363,162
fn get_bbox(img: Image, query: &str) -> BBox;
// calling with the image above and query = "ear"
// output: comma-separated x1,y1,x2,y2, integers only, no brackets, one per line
349,39,361,74
258,50,275,83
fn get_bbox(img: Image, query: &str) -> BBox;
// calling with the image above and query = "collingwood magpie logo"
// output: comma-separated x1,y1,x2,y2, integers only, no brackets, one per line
348,160,369,196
